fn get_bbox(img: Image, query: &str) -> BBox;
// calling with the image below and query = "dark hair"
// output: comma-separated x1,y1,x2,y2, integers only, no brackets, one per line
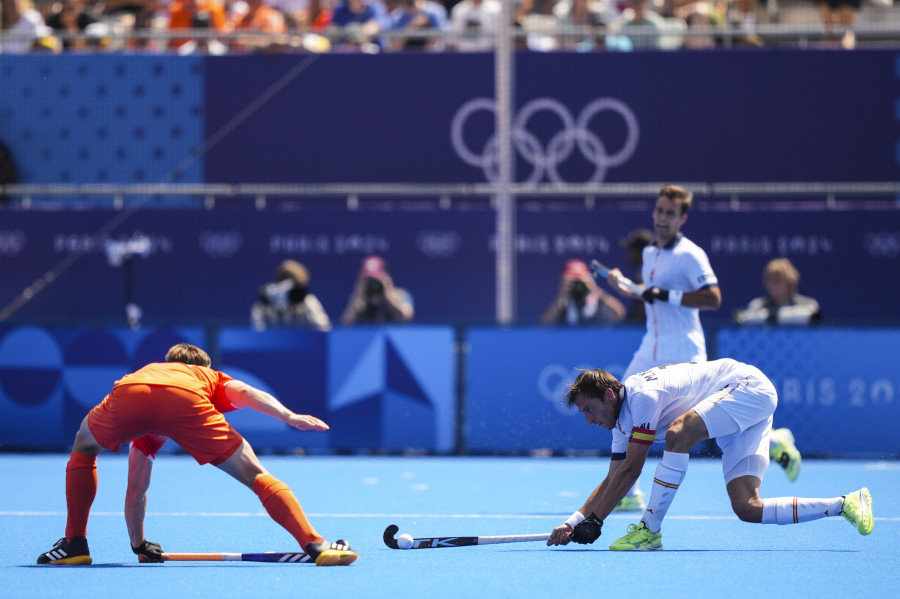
565,368,623,409
165,343,211,367
658,184,693,215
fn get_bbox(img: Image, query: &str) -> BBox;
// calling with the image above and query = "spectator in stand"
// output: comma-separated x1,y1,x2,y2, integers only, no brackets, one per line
341,255,414,325
553,0,614,51
100,0,156,48
167,0,229,52
667,0,727,49
328,0,388,51
268,0,310,29
515,0,560,51
541,259,627,326
309,0,333,30
1,0,46,53
232,0,288,52
730,0,762,46
251,260,332,331
734,258,821,326
388,0,446,52
817,0,858,49
448,0,500,52
612,0,664,50
44,0,99,50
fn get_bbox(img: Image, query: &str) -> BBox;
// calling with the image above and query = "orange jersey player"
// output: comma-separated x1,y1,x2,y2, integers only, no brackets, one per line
37,343,358,567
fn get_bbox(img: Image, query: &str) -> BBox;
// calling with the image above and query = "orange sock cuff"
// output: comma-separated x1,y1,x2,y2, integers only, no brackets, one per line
67,451,97,471
253,474,287,502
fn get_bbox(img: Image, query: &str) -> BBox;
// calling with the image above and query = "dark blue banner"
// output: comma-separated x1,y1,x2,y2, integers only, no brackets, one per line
1,51,897,185
204,51,898,184
1,207,897,325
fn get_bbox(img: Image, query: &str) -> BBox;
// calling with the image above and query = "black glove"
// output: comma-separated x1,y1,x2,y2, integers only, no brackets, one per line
642,287,669,304
570,513,603,544
132,540,164,563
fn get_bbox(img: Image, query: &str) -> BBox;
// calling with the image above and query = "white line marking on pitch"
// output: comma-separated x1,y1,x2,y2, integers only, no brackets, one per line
2,511,898,521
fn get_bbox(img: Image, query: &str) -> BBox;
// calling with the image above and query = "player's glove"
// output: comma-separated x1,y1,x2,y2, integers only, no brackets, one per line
641,287,669,304
132,540,164,563
570,513,603,544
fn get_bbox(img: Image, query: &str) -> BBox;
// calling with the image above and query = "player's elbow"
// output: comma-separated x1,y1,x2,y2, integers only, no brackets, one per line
698,286,722,310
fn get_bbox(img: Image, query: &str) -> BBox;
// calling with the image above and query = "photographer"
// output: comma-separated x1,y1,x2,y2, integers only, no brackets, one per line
251,260,331,331
541,259,626,326
341,255,414,325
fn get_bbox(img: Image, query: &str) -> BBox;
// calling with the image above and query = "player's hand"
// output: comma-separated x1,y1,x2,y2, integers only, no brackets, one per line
547,524,573,546
132,539,164,563
287,414,329,431
570,514,603,544
642,287,669,304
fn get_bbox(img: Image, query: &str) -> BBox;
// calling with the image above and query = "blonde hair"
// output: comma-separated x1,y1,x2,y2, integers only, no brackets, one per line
275,260,310,287
763,258,800,295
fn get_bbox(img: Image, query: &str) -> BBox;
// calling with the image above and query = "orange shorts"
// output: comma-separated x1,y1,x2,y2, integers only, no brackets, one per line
87,383,244,466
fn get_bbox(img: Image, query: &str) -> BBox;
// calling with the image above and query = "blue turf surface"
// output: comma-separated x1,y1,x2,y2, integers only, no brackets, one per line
1,454,897,598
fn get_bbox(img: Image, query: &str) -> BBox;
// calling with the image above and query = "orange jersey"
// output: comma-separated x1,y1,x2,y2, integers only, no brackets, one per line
168,0,229,48
234,4,287,33
88,362,243,466
113,362,236,413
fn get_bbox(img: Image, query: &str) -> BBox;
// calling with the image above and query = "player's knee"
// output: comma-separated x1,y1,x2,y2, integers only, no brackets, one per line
664,421,689,452
731,498,763,523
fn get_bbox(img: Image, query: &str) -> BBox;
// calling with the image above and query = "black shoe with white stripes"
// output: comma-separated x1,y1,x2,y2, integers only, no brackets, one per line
37,537,92,565
303,539,358,566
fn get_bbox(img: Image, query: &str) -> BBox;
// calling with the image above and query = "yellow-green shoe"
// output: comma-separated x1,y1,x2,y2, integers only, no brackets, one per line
613,491,646,512
305,539,359,566
770,428,801,482
609,522,662,551
841,488,874,536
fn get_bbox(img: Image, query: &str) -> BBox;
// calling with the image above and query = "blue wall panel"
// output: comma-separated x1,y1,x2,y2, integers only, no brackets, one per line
716,327,900,456
465,326,644,451
0,55,205,194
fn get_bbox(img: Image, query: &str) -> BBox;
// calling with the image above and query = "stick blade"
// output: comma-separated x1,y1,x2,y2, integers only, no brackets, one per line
383,524,401,549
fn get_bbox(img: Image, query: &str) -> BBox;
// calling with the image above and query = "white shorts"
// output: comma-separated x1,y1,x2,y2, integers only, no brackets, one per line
692,368,778,483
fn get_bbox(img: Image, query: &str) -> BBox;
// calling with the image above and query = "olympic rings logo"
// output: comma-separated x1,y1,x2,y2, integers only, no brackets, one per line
450,97,640,184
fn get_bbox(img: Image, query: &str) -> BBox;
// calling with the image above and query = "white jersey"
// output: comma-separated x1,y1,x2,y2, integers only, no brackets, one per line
612,359,751,453
631,234,718,369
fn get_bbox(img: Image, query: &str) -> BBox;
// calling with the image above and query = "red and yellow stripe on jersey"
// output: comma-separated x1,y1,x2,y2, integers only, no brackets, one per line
629,427,655,446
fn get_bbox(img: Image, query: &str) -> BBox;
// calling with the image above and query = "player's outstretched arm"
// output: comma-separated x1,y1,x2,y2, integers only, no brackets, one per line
125,445,153,549
224,380,329,431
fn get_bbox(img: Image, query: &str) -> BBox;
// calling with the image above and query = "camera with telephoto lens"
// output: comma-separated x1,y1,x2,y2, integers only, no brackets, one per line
365,277,385,298
569,279,588,300
259,279,307,308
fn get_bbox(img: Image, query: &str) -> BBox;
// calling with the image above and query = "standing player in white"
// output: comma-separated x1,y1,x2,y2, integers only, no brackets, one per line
604,184,724,511
546,359,873,550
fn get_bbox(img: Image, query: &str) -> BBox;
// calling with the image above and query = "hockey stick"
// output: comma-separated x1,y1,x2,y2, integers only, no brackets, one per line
162,552,313,563
589,260,643,296
382,524,550,550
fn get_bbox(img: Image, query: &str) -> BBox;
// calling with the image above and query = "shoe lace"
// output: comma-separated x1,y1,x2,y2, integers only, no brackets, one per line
623,523,643,539
52,538,67,550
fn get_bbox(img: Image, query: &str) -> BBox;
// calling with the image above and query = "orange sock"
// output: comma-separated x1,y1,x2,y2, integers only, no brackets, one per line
253,474,322,548
65,451,97,542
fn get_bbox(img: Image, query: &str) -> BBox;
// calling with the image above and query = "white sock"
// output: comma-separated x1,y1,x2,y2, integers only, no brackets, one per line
641,451,689,532
761,497,844,524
